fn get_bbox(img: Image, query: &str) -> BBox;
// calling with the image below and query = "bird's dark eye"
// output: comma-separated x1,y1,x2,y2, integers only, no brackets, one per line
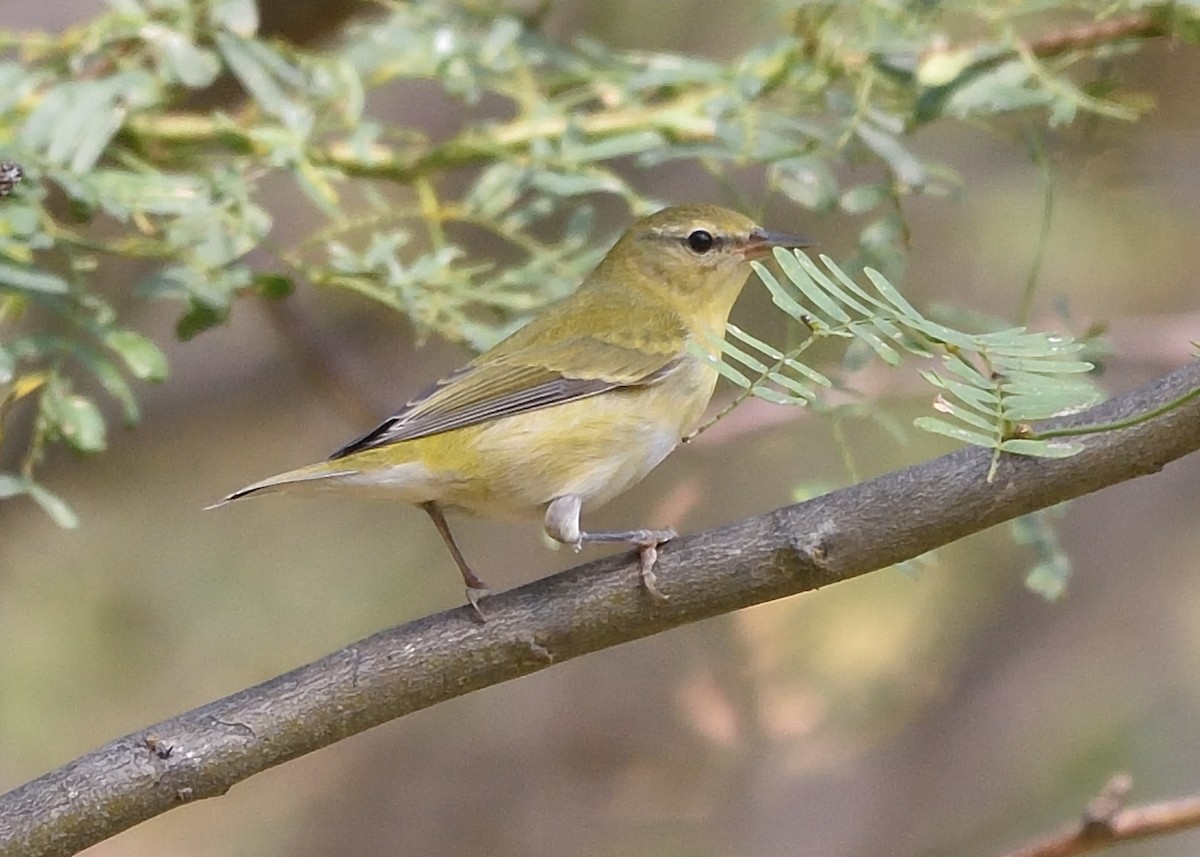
686,229,715,254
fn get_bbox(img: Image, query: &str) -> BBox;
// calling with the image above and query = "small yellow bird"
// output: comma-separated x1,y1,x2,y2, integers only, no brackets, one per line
212,205,808,614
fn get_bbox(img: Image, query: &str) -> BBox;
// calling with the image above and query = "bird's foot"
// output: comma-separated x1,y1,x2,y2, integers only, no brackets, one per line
628,528,675,602
465,583,491,623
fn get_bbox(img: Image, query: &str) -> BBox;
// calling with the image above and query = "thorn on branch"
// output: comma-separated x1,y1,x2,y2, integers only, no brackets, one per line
141,734,174,761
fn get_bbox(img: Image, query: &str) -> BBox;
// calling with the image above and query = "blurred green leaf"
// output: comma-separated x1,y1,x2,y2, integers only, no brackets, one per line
0,262,69,294
81,170,209,219
27,481,79,528
941,60,1048,119
254,273,294,299
1024,557,1071,600
0,473,25,499
81,352,141,424
839,184,889,215
208,0,259,36
854,121,927,190
41,382,107,453
771,157,839,211
1013,508,1072,599
143,24,222,88
104,330,168,382
176,301,228,341
215,33,312,132
22,75,157,174
529,169,625,198
564,131,665,163
294,160,341,216
0,62,40,113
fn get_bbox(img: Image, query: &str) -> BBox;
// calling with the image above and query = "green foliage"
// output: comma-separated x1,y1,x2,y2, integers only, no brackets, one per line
701,250,1102,479
1012,506,1072,599
0,0,1189,522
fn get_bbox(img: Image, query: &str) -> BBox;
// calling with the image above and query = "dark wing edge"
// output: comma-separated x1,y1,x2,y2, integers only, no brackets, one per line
328,367,466,460
328,358,684,460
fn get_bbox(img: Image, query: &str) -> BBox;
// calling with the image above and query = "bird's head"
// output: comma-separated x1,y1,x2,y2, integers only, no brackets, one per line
599,204,810,325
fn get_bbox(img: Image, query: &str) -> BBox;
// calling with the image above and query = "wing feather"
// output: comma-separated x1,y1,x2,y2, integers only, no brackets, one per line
329,337,684,459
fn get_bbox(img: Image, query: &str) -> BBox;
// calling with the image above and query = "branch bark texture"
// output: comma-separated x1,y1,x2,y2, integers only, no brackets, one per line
2,361,1199,857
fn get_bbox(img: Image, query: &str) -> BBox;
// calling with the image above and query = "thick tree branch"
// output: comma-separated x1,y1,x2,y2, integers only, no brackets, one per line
2,361,1199,857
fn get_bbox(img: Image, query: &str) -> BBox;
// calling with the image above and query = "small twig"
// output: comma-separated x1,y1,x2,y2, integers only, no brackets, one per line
1026,13,1169,60
122,89,719,184
1000,774,1200,857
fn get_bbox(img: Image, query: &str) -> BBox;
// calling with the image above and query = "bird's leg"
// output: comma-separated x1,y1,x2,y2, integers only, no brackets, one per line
421,501,489,620
544,494,675,601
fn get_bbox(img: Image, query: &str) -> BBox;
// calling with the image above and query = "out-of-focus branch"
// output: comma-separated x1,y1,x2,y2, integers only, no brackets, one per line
1026,12,1169,59
122,89,718,182
122,11,1173,183
999,774,1200,857
1,360,1198,857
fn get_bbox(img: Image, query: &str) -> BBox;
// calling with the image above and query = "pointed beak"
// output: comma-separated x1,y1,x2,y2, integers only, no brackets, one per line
741,227,811,260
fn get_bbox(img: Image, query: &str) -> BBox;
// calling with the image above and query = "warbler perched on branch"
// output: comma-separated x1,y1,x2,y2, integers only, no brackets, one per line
211,204,808,615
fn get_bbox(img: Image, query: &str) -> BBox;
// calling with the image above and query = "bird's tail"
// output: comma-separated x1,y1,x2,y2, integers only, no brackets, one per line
205,463,357,510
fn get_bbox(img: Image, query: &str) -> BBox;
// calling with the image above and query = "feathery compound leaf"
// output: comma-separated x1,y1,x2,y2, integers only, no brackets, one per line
862,268,923,318
932,395,1001,432
920,369,1000,411
767,370,820,401
695,343,753,388
1000,438,1084,457
913,416,999,448
773,249,852,323
802,254,878,318
721,332,773,375
727,324,831,387
752,386,802,406
714,249,1102,462
848,322,902,365
752,261,816,323
710,332,821,405
1002,392,1097,422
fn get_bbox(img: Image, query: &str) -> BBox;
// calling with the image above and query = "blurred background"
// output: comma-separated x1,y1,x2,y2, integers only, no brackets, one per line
2,2,1199,856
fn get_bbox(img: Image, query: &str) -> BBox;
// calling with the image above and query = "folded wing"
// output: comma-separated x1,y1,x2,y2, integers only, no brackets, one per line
329,335,686,459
